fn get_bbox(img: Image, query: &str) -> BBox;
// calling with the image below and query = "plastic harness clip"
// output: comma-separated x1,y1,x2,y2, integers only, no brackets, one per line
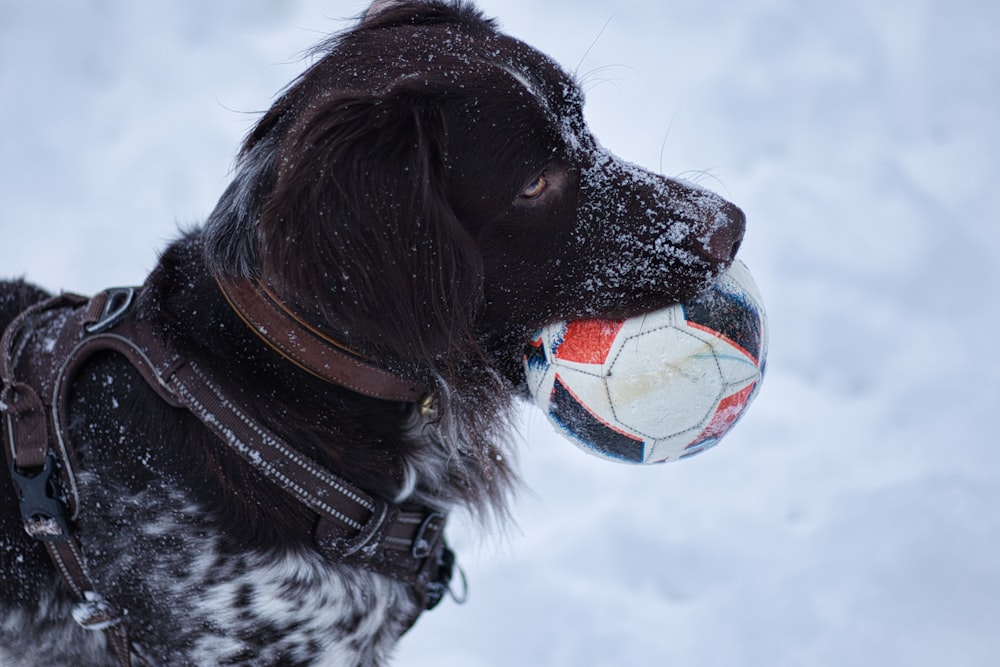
10,452,71,541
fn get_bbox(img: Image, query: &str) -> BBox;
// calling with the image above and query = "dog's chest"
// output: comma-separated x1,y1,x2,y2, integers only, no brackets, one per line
72,473,415,666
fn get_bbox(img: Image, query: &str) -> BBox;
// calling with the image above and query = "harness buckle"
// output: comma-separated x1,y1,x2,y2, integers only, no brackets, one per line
422,543,457,610
10,452,71,542
411,511,444,559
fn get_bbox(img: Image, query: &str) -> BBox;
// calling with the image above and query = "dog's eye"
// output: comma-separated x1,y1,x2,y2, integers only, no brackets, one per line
521,174,549,200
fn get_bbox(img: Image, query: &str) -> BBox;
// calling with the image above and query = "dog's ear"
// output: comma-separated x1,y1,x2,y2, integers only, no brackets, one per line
258,87,484,375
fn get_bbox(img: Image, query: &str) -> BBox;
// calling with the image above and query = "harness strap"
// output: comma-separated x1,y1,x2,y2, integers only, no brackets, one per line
74,299,450,595
1,287,455,664
1,293,134,667
136,346,451,592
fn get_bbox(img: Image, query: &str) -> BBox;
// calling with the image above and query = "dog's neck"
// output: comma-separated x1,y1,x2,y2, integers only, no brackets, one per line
144,232,517,519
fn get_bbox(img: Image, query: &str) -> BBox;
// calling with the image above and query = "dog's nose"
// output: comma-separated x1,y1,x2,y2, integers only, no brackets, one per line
703,203,746,263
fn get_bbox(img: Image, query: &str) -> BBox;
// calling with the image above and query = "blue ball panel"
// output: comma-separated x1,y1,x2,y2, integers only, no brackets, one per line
550,376,645,463
682,287,763,362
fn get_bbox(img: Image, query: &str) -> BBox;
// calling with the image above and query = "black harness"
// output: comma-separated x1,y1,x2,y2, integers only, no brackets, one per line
1,288,455,666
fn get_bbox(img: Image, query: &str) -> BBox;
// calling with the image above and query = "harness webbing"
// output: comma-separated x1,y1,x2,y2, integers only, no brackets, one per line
1,288,454,665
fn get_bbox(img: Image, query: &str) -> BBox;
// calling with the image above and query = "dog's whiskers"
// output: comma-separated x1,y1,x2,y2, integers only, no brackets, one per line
676,168,729,194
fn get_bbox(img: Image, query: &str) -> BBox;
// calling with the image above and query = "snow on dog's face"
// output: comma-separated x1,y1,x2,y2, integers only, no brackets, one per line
205,0,745,385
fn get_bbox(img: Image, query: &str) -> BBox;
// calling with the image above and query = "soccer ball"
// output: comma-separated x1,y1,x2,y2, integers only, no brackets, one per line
524,259,768,464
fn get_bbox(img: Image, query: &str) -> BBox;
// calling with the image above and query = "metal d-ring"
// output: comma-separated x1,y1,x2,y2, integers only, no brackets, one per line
84,287,136,334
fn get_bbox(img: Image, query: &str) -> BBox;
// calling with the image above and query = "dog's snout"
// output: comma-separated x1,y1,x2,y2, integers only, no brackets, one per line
704,203,746,264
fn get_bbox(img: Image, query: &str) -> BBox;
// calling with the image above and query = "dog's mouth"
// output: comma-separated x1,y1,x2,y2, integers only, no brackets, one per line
490,220,747,390
478,152,747,390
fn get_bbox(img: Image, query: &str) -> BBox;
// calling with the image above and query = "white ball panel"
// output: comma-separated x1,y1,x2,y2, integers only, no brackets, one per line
606,326,724,440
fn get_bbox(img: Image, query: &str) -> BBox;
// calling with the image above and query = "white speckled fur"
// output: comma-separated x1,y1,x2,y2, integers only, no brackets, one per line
0,471,420,666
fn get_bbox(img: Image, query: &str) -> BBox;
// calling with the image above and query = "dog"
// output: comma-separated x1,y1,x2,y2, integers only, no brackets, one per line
0,1,745,665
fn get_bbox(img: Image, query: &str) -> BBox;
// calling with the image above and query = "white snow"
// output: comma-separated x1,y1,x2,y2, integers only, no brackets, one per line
2,1,998,665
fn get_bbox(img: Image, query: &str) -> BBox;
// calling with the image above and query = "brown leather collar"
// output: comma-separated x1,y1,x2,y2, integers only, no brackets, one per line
215,275,432,405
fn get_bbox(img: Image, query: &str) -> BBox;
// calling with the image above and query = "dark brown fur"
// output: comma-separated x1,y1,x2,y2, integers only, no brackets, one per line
0,2,744,664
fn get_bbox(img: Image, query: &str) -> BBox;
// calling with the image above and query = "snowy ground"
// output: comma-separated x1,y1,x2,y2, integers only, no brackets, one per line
2,1,998,665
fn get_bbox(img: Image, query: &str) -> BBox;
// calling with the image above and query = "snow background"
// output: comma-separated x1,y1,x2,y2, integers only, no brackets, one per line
2,0,998,665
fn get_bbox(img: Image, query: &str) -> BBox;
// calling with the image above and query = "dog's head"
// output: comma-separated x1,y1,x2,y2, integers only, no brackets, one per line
204,0,745,389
